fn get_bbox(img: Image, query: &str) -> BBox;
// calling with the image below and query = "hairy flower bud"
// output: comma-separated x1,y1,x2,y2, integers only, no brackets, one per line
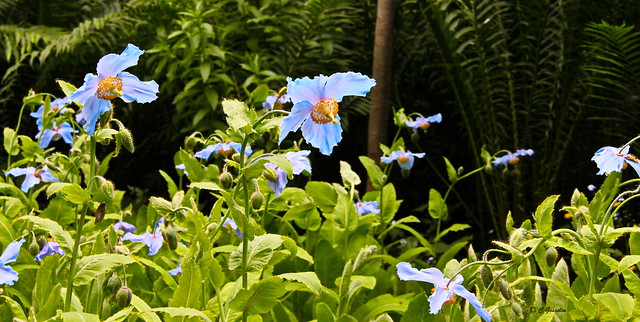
250,191,265,210
37,236,47,248
115,287,132,308
162,226,179,251
106,273,122,294
219,171,233,189
206,222,219,234
184,135,199,151
545,247,558,266
119,128,135,153
29,239,41,256
497,279,513,300
479,265,493,288
509,228,526,248
261,167,278,182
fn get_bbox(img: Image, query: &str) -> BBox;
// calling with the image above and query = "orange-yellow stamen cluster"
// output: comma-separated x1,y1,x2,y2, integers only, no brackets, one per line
418,121,431,130
310,97,339,124
397,153,410,164
34,168,44,179
217,148,234,157
96,76,124,100
507,157,520,165
431,287,457,306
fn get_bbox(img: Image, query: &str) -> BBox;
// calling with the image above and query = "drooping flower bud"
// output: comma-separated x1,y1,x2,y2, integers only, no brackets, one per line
479,265,493,288
206,222,219,234
545,247,558,266
250,191,265,210
115,287,132,308
94,203,106,225
106,273,122,294
261,167,278,182
29,239,41,256
37,236,47,248
219,171,233,189
497,279,513,300
162,226,179,251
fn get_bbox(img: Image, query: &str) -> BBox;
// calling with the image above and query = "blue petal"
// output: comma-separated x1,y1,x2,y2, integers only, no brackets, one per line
300,116,343,155
38,129,55,148
427,286,451,314
5,167,31,177
35,242,63,262
266,164,288,197
452,284,492,321
286,76,326,104
59,123,76,146
147,232,163,256
168,263,182,276
0,264,19,285
75,95,112,136
122,231,152,243
119,71,159,103
39,167,58,182
426,113,442,123
324,72,376,102
96,44,144,77
195,145,216,160
70,74,100,105
396,262,444,285
278,101,313,144
0,238,25,264
380,155,396,164
21,173,40,192
284,150,311,175
113,222,137,233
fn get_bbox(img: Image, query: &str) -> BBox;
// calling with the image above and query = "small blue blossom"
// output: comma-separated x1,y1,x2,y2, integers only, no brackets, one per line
592,146,640,176
396,262,491,322
265,150,312,197
36,121,77,148
70,44,159,136
0,238,25,285
35,241,65,262
175,164,188,175
5,166,59,192
168,262,182,276
279,72,376,155
223,218,243,238
405,114,442,132
113,221,137,233
30,97,71,119
263,93,289,111
354,201,380,216
195,142,252,159
587,184,597,191
381,150,425,170
492,149,534,167
121,218,164,256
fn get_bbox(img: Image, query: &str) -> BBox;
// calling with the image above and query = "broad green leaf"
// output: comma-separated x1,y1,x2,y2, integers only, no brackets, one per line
283,202,321,231
546,259,569,319
189,181,222,191
250,84,270,104
333,193,358,232
46,182,71,198
169,260,202,309
428,188,447,219
340,161,361,186
131,294,162,322
401,294,433,322
229,234,283,271
60,183,91,205
0,196,24,220
278,272,322,294
104,307,133,322
0,183,30,208
622,269,640,295
305,181,337,213
593,293,634,320
267,154,293,176
223,99,253,130
61,286,84,312
359,156,385,189
0,213,15,247
3,128,19,155
436,224,471,241
149,196,173,215
436,240,468,271
534,195,559,238
40,196,75,226
315,240,344,286
229,276,288,315
74,254,136,286
2,295,26,320
34,257,59,319
352,294,410,322
61,312,100,321
617,255,640,272
151,307,211,321
315,302,336,322
442,157,458,183
21,216,74,254
380,183,400,223
199,63,211,82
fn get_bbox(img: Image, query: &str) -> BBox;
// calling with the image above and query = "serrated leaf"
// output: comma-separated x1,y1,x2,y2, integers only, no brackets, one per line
131,294,162,322
130,255,177,290
223,99,252,130
305,181,337,213
60,183,91,205
149,196,173,215
74,254,136,286
593,293,634,320
179,149,205,182
3,128,19,155
278,272,322,294
229,276,288,315
189,181,222,191
169,260,202,308
21,216,74,254
340,161,361,186
229,234,284,271
443,157,458,183
2,295,27,320
534,195,559,238
428,189,447,219
158,170,178,197
40,197,75,226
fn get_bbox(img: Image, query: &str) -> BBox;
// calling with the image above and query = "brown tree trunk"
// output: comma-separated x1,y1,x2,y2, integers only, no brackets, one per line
367,0,396,191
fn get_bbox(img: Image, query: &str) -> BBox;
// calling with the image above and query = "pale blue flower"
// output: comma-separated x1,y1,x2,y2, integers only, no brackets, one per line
70,44,159,135
396,262,491,322
587,184,597,191
113,221,137,233
36,121,77,148
492,149,534,167
592,146,640,176
35,241,65,262
263,93,289,111
355,201,380,216
121,218,164,256
195,142,252,159
265,150,311,197
381,150,425,170
0,238,25,285
168,263,182,276
405,114,442,132
223,218,243,238
279,72,376,155
5,166,59,192
30,97,71,119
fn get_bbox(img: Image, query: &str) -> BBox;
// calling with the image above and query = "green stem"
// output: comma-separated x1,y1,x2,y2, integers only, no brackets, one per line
5,103,27,171
238,132,251,322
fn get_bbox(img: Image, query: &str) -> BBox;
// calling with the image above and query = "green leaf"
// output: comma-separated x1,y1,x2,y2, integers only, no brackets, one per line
199,63,211,82
179,149,205,182
315,240,344,286
3,128,19,155
149,196,173,215
40,197,75,226
131,294,162,322
359,156,385,190
223,99,253,130
56,79,77,97
60,183,91,205
443,157,458,183
267,154,293,176
61,312,100,321
428,188,447,219
2,295,27,320
278,272,322,295
189,181,222,191
534,195,559,238
158,170,178,197
151,307,211,321
229,276,288,315
617,255,640,272
130,255,177,290
21,216,74,254
352,294,410,322
401,294,433,322
104,308,133,322
593,293,634,320
315,302,336,322
251,84,270,104
0,213,15,247
333,193,358,231
546,259,569,318
74,254,136,286
46,182,71,198
380,183,400,223
436,224,471,241
229,234,284,271
169,260,202,308
340,161,361,186
305,181,337,213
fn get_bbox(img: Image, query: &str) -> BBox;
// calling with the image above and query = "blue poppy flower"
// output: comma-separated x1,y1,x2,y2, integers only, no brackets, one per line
279,72,376,155
405,114,442,132
592,146,640,176
263,93,289,111
381,150,425,170
492,149,534,167
35,241,65,262
396,262,491,322
355,201,380,216
265,150,311,197
223,218,243,238
30,97,71,119
36,121,77,148
121,218,165,256
5,166,59,192
70,44,159,136
195,142,252,160
0,237,25,285
168,262,182,276
113,221,137,234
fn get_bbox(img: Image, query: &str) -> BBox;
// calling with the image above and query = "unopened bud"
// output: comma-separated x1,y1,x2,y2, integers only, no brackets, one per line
250,191,264,209
219,172,233,189
497,279,513,300
262,167,278,182
29,239,41,256
184,135,199,150
545,247,558,266
401,169,410,178
509,228,526,248
94,203,106,225
37,236,47,248
115,287,132,308
479,265,493,288
162,226,179,251
119,128,135,153
100,180,115,199
114,245,131,255
457,166,464,175
106,273,122,294
206,222,219,234
511,301,523,318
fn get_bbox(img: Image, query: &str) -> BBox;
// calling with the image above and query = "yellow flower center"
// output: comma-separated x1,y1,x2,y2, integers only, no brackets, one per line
217,148,234,157
507,157,520,165
418,121,431,130
397,154,410,163
310,97,339,124
96,76,124,100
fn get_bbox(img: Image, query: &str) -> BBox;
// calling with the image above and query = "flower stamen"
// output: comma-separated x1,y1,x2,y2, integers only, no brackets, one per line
96,76,124,100
310,97,339,124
